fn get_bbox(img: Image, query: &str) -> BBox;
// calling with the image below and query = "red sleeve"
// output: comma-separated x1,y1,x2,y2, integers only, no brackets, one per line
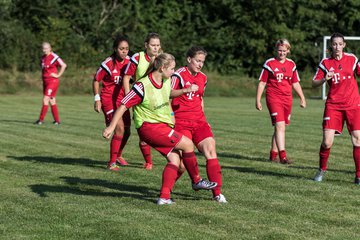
313,67,325,81
292,69,300,83
121,82,143,108
171,74,181,90
94,67,107,82
55,57,65,67
259,68,269,83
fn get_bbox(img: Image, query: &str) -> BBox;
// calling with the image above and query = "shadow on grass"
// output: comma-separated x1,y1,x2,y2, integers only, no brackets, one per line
216,152,267,162
7,155,145,169
221,165,304,179
0,119,35,125
30,176,203,203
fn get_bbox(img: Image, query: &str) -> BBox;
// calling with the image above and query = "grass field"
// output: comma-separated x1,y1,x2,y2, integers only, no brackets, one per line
1,95,360,240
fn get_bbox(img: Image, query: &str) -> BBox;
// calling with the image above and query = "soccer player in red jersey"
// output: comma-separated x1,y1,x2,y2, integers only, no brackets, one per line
35,42,67,125
93,35,131,171
256,39,306,164
103,53,217,205
312,33,360,184
171,46,226,203
122,33,162,170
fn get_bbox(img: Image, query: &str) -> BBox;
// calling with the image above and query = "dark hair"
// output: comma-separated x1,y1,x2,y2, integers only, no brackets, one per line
144,32,160,44
186,46,207,58
110,35,129,66
330,32,345,43
144,53,175,77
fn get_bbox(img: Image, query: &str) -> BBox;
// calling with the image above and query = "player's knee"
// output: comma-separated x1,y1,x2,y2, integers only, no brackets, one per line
351,134,360,146
321,141,333,149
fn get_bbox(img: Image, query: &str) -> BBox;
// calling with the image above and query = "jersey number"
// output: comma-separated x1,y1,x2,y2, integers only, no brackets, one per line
114,76,121,85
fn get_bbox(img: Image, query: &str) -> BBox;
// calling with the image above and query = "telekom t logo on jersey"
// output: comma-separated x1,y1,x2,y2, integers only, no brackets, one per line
332,73,340,84
276,73,284,82
185,81,196,100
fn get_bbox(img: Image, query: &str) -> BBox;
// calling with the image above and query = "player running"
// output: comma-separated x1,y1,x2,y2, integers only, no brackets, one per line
122,32,162,170
103,53,217,205
256,39,306,164
93,35,131,171
171,46,227,203
312,32,360,184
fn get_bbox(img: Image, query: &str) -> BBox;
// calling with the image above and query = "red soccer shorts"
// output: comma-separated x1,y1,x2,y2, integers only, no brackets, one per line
266,100,292,125
174,120,214,147
323,107,360,134
137,122,183,156
101,95,130,127
43,79,59,97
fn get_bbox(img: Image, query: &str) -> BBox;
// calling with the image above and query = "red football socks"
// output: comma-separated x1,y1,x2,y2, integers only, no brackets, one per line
182,151,201,184
319,145,331,171
51,104,60,123
353,146,360,178
139,141,152,164
279,150,287,160
270,150,278,161
160,163,178,199
109,134,122,164
206,158,222,197
39,104,49,121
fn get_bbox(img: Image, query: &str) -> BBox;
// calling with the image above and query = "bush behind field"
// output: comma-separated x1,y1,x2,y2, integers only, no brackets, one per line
0,68,322,98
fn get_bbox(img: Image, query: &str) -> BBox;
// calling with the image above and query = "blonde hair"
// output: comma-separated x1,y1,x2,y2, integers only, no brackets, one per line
275,39,291,51
144,53,175,76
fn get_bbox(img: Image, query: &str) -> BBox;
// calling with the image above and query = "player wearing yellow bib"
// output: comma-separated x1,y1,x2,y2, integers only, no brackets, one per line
103,53,217,205
123,33,162,170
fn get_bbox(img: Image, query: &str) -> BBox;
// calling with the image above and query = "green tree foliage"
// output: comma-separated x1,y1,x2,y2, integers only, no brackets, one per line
1,0,360,75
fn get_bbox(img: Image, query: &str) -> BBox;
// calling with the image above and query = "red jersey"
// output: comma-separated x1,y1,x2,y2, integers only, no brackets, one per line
313,53,360,110
259,58,300,101
41,52,65,81
94,56,130,98
124,52,151,79
171,67,207,122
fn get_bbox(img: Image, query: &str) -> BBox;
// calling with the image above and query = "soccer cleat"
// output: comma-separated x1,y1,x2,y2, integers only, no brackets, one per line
280,158,292,164
314,169,326,182
53,121,61,125
143,162,153,170
213,194,227,203
34,120,43,125
192,179,217,191
107,163,120,172
157,198,175,205
355,178,360,185
116,157,129,166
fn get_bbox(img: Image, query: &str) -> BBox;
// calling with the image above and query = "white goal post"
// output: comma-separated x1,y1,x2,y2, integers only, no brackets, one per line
321,36,360,100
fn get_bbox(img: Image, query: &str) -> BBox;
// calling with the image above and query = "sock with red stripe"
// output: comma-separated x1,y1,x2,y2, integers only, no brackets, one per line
39,104,49,121
139,141,152,164
51,104,60,122
159,163,178,199
206,158,222,197
109,134,122,165
353,146,360,178
279,150,287,160
182,151,201,184
270,150,278,161
319,145,331,171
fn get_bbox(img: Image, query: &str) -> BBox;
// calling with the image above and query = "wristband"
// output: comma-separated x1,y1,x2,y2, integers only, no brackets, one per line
170,112,174,116
94,94,100,101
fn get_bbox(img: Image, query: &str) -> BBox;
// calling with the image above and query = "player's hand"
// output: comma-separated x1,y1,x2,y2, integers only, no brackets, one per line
50,73,59,78
325,71,334,81
256,101,262,111
188,84,199,92
103,127,113,139
300,98,306,108
94,101,101,113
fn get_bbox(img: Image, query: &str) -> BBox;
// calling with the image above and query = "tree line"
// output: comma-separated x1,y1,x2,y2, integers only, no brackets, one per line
1,0,360,76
